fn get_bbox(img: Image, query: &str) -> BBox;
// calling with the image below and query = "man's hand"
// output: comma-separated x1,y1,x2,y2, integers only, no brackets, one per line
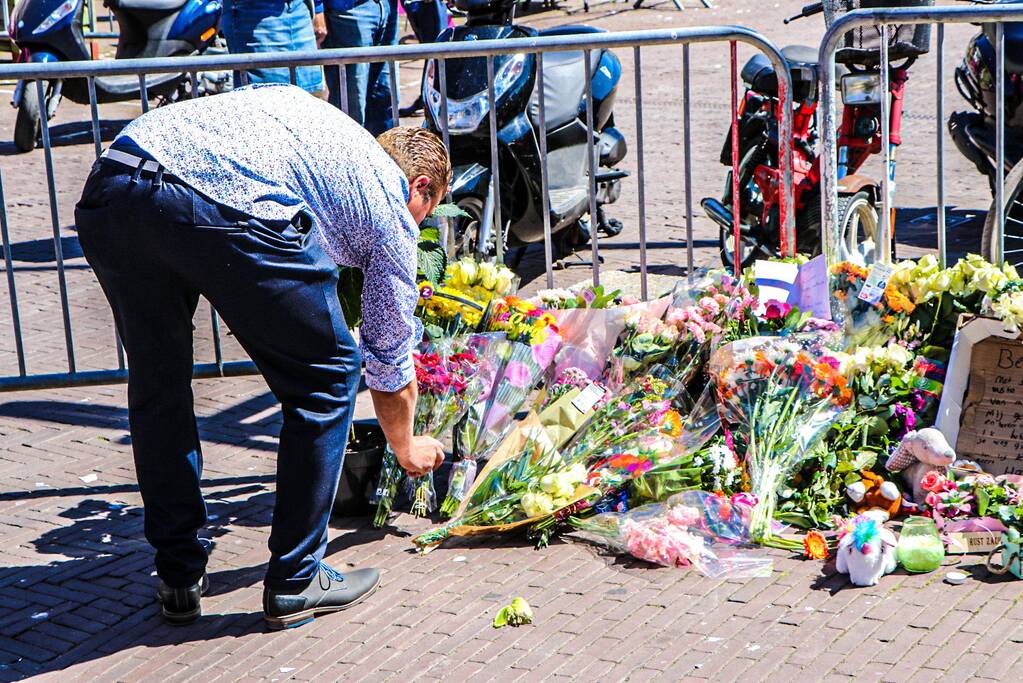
371,383,445,477
313,12,327,46
396,435,445,477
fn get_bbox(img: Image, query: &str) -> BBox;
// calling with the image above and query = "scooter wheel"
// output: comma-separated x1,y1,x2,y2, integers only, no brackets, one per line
14,82,43,154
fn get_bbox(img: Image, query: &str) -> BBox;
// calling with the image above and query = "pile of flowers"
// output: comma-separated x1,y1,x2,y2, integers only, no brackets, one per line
360,248,1023,586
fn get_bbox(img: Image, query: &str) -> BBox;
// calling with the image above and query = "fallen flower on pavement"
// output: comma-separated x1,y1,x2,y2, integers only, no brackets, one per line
493,597,533,628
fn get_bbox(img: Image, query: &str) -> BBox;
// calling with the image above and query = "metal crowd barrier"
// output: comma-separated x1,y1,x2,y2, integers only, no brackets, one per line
0,27,794,391
818,3,1023,269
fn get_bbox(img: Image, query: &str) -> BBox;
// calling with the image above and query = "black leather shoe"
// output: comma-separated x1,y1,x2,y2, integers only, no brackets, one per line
263,564,380,630
157,573,209,625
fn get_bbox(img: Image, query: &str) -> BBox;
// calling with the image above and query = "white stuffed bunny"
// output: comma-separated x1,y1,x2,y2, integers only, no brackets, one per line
835,515,898,587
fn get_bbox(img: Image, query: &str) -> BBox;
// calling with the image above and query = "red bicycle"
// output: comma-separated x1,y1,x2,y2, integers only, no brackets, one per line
701,0,932,268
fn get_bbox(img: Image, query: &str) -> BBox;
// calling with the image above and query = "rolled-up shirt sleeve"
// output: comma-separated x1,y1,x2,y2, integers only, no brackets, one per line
359,211,422,392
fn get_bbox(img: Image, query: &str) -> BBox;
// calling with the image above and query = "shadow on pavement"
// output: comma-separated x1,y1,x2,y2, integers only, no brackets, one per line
0,487,275,680
0,119,133,157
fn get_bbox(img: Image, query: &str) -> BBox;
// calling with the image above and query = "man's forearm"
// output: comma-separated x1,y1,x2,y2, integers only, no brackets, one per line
370,382,417,459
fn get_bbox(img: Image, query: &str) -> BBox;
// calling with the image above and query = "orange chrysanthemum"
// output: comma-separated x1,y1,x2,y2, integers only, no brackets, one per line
884,287,916,315
804,530,829,560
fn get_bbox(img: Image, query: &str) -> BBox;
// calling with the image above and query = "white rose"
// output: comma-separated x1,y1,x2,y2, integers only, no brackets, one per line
521,492,554,518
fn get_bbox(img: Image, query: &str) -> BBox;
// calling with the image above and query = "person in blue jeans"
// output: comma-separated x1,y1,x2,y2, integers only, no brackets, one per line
322,0,398,135
223,0,328,95
74,85,449,629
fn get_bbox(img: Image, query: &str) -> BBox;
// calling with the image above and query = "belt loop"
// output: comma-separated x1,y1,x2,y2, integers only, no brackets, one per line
153,165,165,188
130,158,145,185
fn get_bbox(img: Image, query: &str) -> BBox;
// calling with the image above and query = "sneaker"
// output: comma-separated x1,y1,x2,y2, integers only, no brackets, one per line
157,573,209,625
263,564,380,630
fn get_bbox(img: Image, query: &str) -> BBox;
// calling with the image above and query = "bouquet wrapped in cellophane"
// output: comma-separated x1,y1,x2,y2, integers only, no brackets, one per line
413,413,598,549
439,300,563,516
713,336,853,542
569,490,772,579
373,334,495,527
442,338,556,515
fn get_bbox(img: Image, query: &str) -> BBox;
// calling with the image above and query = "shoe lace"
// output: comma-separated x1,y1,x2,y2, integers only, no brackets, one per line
321,564,346,583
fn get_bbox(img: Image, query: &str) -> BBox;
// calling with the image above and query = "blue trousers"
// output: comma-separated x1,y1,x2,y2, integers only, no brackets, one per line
223,0,326,94
74,150,360,590
323,0,397,135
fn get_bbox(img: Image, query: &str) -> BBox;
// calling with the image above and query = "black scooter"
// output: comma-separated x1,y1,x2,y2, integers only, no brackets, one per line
421,0,627,263
948,0,1023,267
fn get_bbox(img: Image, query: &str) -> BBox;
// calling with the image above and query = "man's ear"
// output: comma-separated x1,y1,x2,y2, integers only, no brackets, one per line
412,175,432,199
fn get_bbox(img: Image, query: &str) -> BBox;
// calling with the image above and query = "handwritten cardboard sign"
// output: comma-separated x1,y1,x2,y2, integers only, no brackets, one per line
954,336,1023,476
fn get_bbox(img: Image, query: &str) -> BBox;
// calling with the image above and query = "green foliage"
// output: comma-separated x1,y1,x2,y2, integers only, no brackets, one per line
431,203,471,219
337,267,364,330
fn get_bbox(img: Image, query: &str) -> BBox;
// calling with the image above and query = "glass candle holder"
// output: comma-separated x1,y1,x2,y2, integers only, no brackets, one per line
896,516,945,573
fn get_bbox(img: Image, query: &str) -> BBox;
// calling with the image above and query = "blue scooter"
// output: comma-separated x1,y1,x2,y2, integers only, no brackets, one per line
8,0,224,152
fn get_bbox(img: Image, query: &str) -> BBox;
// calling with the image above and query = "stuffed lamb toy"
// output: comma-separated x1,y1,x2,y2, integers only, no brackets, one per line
835,516,898,587
885,428,956,504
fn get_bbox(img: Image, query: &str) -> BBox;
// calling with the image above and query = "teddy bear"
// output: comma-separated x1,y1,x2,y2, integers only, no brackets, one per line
846,470,901,521
885,428,956,504
835,515,898,587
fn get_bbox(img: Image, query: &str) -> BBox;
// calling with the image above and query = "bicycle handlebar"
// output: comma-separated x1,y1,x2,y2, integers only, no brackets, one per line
784,2,824,24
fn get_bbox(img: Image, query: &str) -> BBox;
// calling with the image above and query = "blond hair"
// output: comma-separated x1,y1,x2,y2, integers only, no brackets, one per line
377,127,452,203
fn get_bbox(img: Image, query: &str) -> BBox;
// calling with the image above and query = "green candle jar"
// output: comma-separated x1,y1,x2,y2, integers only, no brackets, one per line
897,516,945,573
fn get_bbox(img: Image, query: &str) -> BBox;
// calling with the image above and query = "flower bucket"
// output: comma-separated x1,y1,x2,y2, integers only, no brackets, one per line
985,533,1023,580
333,421,386,517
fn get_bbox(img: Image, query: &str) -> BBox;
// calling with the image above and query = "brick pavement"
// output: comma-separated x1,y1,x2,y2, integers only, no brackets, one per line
1,0,1019,680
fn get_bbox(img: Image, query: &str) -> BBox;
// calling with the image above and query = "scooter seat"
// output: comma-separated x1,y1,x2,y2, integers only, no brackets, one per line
740,45,843,102
107,0,189,12
781,44,819,68
528,48,601,130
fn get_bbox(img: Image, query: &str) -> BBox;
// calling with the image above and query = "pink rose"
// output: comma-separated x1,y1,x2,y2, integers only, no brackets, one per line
920,470,944,493
925,491,941,509
504,360,531,389
763,300,791,321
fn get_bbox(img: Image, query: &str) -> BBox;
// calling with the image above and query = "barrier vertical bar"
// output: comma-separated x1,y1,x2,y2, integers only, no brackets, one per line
879,24,892,264
240,70,250,87
0,171,27,377
634,46,648,301
996,21,1006,266
683,44,695,280
139,74,149,113
389,60,399,128
87,0,96,37
537,52,554,289
438,57,452,252
190,71,199,97
584,49,600,287
936,23,946,268
289,66,297,85
486,55,504,263
37,79,76,373
820,32,839,267
729,41,741,278
88,76,126,371
88,77,102,160
338,65,350,115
